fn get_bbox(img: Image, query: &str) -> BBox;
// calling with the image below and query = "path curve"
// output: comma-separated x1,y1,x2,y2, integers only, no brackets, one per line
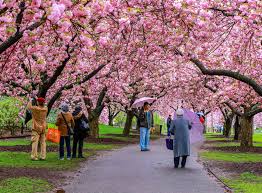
65,138,225,193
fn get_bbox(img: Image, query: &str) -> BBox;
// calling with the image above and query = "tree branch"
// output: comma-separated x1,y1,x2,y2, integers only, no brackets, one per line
0,15,47,55
190,57,262,96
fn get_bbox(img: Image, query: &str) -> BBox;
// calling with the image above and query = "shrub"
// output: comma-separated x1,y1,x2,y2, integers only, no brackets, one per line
0,97,23,135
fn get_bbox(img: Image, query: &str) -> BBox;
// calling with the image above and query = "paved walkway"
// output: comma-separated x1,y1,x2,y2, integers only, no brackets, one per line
65,139,225,193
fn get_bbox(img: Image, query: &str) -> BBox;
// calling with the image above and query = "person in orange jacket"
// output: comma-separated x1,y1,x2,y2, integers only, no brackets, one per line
27,97,48,161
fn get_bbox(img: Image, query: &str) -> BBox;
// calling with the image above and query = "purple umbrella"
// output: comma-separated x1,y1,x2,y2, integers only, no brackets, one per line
132,97,156,108
173,109,204,144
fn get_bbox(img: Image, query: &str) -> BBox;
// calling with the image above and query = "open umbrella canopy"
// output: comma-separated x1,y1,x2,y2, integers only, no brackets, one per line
132,97,156,108
173,109,204,144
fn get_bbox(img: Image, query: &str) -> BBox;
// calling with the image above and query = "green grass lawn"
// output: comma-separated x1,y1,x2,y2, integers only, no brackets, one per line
223,172,262,193
99,124,124,135
0,152,93,169
254,133,262,143
0,139,30,146
200,151,262,163
0,177,51,193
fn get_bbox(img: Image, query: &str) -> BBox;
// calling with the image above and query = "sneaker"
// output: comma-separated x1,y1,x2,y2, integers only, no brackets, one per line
59,158,64,160
67,157,71,160
145,148,150,151
141,149,146,151
78,155,85,158
71,155,76,159
39,158,46,161
31,158,39,161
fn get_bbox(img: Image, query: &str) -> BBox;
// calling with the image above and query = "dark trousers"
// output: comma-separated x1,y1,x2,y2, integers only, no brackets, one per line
174,156,188,168
167,127,171,136
59,136,71,158
72,135,84,157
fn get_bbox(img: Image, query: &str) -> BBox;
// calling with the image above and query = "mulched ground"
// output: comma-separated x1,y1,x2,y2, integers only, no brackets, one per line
0,131,31,139
0,167,65,185
201,140,262,153
204,140,235,144
0,145,58,152
86,136,138,144
202,145,262,153
203,160,262,176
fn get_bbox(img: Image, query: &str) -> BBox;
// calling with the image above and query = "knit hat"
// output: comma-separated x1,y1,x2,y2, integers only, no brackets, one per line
176,108,184,116
60,102,69,112
36,97,45,103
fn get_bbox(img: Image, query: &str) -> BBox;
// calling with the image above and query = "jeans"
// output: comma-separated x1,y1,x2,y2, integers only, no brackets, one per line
59,136,71,158
72,135,84,157
174,156,188,168
140,127,150,150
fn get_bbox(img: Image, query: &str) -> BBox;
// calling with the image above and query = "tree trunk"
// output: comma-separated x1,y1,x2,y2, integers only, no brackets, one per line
234,115,241,140
136,118,140,130
123,110,134,136
89,115,100,138
223,115,233,137
239,116,253,147
108,115,114,126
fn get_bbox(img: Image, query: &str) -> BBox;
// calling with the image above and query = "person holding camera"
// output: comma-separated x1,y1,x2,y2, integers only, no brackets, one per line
27,97,48,161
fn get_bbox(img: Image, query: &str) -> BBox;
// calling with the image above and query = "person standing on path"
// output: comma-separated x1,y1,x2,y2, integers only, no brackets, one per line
56,103,75,160
27,97,48,161
167,115,172,136
138,102,154,151
170,108,192,168
72,105,89,158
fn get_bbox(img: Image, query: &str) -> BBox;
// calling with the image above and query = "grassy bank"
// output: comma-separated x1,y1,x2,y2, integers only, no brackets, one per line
200,133,262,193
0,177,51,193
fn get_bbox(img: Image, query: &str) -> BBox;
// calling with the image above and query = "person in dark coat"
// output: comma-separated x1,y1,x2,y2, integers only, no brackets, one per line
138,102,154,151
72,105,89,158
167,115,172,136
170,108,192,168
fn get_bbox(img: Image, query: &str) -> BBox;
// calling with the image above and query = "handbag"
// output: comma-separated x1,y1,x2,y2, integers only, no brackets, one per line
61,113,74,135
46,128,61,143
79,119,90,132
166,136,173,150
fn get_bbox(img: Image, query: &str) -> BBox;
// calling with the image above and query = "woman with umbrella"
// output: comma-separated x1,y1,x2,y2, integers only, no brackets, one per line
137,102,154,151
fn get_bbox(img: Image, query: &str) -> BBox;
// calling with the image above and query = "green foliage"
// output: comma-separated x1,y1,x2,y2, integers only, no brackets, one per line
200,151,262,163
0,152,93,169
113,112,126,127
0,97,23,135
223,173,262,193
153,113,166,127
0,177,51,193
47,109,58,124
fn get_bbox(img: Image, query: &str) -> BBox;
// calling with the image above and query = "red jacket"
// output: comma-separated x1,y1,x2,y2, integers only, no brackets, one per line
199,117,205,124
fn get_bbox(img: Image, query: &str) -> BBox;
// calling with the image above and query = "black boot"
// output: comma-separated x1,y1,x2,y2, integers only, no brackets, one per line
174,157,180,168
181,156,187,168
